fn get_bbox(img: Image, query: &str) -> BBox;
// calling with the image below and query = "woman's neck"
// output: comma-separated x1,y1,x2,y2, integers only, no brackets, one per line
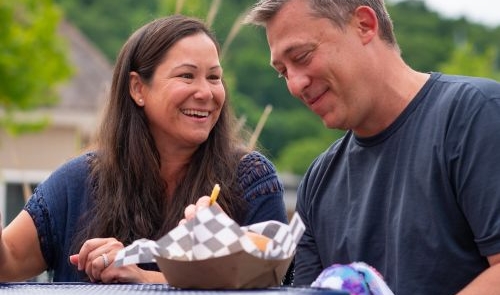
159,151,193,198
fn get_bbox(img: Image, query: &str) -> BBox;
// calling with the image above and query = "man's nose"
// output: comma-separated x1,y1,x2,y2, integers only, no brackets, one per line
286,71,310,99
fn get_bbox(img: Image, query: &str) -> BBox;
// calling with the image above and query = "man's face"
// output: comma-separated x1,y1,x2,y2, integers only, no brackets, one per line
266,0,370,131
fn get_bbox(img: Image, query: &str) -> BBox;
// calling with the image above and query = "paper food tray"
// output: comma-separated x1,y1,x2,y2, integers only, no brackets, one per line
115,206,304,289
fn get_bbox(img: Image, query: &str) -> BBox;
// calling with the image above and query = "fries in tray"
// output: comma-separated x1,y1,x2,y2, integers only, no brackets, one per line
115,205,304,289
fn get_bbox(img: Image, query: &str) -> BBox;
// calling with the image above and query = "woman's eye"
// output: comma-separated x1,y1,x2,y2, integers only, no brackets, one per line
208,74,221,80
180,73,194,79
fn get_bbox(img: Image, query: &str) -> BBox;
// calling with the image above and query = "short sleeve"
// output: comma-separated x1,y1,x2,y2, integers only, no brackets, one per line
452,96,500,256
23,154,92,273
237,151,288,225
24,186,56,269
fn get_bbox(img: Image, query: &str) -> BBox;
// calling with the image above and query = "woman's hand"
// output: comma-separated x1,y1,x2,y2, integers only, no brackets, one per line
179,196,223,225
70,237,166,283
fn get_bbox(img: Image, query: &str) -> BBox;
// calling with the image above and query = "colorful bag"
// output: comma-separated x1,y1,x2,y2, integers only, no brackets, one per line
311,262,394,295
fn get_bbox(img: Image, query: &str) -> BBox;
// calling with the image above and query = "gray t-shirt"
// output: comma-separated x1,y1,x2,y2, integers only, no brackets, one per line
294,72,500,294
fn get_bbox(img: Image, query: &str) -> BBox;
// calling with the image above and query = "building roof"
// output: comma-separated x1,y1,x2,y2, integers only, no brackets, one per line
56,20,113,112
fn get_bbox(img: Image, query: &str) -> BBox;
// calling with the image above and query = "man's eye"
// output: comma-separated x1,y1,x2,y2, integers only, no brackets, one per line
295,52,309,63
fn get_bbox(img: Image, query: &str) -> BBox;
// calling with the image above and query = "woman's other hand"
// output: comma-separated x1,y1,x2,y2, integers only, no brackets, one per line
70,237,166,283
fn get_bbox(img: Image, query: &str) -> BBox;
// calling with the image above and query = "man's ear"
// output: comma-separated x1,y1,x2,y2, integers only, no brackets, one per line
129,71,146,107
353,6,378,45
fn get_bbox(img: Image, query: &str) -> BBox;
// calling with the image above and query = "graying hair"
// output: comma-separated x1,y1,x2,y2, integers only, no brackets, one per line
244,0,397,46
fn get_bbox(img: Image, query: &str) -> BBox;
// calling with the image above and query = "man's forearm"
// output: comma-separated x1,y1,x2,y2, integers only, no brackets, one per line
457,263,500,295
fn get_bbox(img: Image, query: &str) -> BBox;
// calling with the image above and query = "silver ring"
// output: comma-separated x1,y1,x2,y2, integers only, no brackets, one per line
101,253,109,268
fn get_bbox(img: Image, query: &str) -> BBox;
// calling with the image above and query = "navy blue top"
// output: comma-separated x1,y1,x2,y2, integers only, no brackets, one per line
294,73,500,294
24,151,288,282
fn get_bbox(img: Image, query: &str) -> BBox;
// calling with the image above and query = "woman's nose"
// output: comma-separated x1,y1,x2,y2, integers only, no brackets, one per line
193,79,214,100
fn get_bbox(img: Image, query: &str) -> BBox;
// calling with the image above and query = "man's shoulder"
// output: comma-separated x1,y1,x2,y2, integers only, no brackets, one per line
433,72,500,96
310,134,349,167
301,133,351,186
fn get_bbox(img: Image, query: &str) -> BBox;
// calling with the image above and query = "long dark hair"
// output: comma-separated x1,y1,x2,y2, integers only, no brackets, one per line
72,15,249,251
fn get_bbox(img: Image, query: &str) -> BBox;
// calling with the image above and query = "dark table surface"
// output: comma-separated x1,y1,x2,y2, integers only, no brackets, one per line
0,283,349,295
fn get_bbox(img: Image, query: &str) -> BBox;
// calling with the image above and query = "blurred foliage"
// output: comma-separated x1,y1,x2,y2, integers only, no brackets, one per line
45,0,500,174
274,125,345,175
277,136,333,175
0,0,72,135
388,0,455,72
439,43,500,81
388,0,500,73
53,0,159,63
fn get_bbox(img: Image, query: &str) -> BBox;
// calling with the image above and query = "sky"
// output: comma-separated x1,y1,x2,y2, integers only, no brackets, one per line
418,0,500,27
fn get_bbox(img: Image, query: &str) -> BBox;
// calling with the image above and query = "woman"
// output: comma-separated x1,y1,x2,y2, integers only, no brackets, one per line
0,15,287,283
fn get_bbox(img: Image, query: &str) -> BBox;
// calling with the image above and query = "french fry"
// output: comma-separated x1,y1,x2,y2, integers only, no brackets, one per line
209,184,220,205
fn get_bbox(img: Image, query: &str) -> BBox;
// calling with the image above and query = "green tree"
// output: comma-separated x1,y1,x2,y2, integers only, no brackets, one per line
55,0,159,62
275,130,344,175
388,0,456,72
439,43,500,81
49,0,500,175
0,0,72,134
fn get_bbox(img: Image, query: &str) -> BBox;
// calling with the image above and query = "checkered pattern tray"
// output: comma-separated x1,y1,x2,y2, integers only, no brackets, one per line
115,206,304,266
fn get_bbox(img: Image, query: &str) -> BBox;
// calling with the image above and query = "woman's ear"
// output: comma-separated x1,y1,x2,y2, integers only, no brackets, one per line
129,71,146,107
353,6,378,45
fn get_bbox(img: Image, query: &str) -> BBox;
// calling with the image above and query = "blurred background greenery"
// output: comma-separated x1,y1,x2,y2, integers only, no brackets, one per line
2,0,500,176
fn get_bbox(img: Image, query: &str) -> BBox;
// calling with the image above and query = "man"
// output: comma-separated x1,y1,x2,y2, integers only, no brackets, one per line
244,0,500,294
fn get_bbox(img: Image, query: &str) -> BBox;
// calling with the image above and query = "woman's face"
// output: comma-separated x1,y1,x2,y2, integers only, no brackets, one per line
130,33,224,154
